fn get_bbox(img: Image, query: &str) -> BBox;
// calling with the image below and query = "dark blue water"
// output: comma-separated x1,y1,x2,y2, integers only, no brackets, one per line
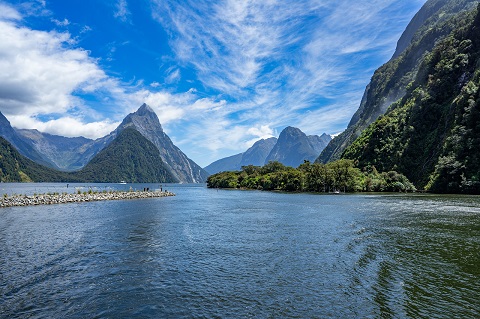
0,184,479,318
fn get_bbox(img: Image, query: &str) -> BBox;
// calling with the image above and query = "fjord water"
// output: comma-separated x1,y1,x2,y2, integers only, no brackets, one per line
0,184,479,318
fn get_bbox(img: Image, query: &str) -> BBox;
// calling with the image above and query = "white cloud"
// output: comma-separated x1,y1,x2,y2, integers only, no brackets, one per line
9,115,119,139
0,17,109,117
164,68,181,84
51,18,70,26
247,125,274,140
0,3,21,20
0,1,426,167
0,4,127,138
114,0,131,23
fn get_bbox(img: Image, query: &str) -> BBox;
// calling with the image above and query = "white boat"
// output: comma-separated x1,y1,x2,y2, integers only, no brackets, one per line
119,181,127,185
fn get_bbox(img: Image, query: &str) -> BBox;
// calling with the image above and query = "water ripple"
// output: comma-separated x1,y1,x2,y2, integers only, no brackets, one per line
0,186,479,318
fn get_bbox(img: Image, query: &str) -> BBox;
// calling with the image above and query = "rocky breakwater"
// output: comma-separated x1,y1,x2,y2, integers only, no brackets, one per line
0,190,175,208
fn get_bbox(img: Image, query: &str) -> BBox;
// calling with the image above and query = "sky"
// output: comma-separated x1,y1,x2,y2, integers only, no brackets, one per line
0,0,427,167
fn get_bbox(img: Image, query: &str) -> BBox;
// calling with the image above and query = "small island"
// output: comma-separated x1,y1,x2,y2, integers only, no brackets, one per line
0,189,175,208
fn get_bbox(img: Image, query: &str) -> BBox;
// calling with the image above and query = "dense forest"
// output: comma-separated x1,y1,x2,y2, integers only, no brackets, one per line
77,128,176,183
343,5,480,194
318,0,479,164
207,160,416,193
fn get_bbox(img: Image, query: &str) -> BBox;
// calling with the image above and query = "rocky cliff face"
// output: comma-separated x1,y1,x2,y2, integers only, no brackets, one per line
241,137,278,167
78,128,176,183
0,112,56,168
1,104,209,182
307,133,332,155
265,127,331,168
317,0,479,164
343,4,480,193
14,129,102,171
113,104,209,183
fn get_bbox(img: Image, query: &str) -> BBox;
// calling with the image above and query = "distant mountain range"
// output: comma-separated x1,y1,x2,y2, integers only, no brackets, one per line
0,104,208,183
204,137,278,174
205,127,331,174
265,127,331,168
0,128,177,183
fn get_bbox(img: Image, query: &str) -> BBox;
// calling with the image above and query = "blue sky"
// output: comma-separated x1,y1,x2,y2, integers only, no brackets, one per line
0,0,426,167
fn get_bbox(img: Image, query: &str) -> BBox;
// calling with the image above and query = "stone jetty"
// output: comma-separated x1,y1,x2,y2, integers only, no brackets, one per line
0,190,175,208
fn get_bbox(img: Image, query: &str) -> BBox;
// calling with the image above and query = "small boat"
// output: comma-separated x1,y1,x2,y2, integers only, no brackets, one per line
119,181,127,185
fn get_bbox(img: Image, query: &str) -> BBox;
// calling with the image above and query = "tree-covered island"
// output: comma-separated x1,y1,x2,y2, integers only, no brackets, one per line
207,160,416,193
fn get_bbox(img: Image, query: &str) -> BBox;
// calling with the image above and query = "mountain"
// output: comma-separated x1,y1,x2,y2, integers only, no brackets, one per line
265,127,331,168
15,129,101,171
0,112,56,168
204,137,277,174
317,0,479,164
307,133,332,155
113,104,209,183
342,3,480,193
204,153,243,175
0,128,177,183
0,104,209,183
0,136,78,182
241,137,278,167
77,128,176,183
0,112,113,171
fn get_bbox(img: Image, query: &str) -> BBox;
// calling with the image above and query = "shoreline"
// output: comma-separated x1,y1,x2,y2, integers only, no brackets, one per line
0,190,175,208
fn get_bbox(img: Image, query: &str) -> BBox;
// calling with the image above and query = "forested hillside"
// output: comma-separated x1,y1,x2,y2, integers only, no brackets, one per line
78,128,176,183
0,137,76,182
0,129,177,183
318,0,479,164
343,4,480,193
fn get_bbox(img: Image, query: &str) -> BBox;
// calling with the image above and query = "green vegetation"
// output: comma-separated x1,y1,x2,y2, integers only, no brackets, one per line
318,0,479,164
77,128,176,183
343,5,480,194
0,128,177,183
0,136,78,182
207,160,416,193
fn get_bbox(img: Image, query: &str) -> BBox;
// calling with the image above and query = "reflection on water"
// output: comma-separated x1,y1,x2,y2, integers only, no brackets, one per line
0,185,479,318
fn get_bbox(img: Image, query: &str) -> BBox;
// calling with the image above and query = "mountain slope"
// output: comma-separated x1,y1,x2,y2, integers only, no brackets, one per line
115,104,209,183
241,137,278,167
204,153,243,175
343,4,480,193
317,0,479,164
1,104,209,182
307,133,332,155
265,127,331,168
15,129,100,171
0,112,57,169
204,137,278,174
1,128,178,183
77,128,176,183
0,137,78,182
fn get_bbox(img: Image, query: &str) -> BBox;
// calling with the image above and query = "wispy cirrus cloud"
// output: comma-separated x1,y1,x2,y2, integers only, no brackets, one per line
0,0,426,166
113,0,131,23
150,0,423,141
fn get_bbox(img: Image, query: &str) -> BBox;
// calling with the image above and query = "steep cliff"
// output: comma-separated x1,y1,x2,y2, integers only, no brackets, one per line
343,4,480,193
318,0,479,164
